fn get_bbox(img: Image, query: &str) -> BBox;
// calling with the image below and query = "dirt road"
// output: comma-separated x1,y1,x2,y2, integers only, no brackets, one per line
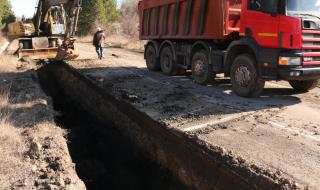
69,43,320,189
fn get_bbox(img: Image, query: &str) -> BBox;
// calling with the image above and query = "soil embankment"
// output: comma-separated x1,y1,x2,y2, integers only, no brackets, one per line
0,54,85,189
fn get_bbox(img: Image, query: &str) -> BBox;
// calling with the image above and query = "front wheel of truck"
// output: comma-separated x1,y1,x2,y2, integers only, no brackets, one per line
230,54,265,97
289,80,319,92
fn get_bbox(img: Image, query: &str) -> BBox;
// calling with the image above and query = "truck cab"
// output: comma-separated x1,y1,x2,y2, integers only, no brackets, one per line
230,0,320,95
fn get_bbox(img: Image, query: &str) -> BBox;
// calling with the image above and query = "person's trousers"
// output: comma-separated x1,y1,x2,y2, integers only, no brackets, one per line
95,45,104,59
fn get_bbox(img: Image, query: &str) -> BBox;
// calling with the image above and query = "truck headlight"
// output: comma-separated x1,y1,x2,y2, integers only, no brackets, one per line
278,57,301,66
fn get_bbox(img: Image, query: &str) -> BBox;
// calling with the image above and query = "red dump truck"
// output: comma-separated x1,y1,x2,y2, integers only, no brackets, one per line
138,0,320,97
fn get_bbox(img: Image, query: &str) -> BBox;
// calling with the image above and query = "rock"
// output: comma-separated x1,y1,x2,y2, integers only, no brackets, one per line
47,157,64,171
97,78,104,82
13,179,27,187
55,175,65,187
25,93,32,99
35,179,50,187
43,140,52,149
64,177,71,185
112,53,119,58
46,184,59,190
31,165,37,173
28,139,42,159
121,93,138,102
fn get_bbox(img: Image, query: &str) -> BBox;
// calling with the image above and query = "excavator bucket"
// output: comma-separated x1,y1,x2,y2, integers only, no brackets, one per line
55,38,79,60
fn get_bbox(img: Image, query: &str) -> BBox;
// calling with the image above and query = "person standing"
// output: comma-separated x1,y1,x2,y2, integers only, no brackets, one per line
93,27,105,59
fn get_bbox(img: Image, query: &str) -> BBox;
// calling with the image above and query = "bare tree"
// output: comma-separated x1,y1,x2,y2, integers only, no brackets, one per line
120,0,139,37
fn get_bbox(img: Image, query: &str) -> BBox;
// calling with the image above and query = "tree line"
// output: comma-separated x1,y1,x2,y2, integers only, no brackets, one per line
0,0,119,35
77,0,120,35
0,0,15,31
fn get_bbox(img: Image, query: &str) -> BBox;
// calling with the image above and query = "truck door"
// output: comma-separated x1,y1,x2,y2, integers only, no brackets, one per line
241,0,280,48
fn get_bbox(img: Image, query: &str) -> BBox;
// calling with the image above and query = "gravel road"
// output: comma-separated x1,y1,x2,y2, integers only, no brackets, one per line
68,43,320,190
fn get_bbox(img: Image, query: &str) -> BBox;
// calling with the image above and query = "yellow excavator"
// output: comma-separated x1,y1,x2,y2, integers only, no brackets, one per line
8,0,82,60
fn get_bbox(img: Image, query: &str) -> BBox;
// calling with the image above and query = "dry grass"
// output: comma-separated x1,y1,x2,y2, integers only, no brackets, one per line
0,88,29,188
0,53,85,189
0,55,34,188
0,54,18,72
0,31,6,47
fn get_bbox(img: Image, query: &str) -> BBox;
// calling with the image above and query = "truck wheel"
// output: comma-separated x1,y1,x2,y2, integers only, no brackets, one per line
145,45,160,71
230,54,265,97
192,50,213,85
160,46,178,75
289,80,319,92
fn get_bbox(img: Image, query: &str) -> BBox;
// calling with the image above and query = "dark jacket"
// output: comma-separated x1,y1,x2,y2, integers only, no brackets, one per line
93,31,105,46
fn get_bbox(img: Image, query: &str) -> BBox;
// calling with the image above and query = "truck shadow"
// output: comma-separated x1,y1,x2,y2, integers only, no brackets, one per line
76,66,303,122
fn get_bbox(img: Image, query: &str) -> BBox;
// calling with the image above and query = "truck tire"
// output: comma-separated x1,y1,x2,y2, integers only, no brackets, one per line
192,49,213,85
160,46,178,75
145,45,160,71
230,54,265,97
289,80,319,92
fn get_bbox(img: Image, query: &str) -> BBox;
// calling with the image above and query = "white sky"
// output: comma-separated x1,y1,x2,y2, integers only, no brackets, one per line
10,0,124,18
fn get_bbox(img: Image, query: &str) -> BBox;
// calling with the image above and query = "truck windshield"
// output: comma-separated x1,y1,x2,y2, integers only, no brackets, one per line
287,0,320,19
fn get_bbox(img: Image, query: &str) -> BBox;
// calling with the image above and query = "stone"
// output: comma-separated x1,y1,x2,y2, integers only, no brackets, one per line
55,176,65,187
64,177,71,185
28,139,42,159
35,179,50,187
46,184,59,190
31,165,37,173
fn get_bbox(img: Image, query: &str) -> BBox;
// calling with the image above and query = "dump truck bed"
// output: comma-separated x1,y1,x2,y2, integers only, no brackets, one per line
138,0,242,40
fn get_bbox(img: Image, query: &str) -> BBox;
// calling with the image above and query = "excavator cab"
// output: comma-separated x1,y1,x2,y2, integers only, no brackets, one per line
39,5,66,36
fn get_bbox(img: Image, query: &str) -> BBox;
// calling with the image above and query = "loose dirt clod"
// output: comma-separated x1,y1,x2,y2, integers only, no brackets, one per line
28,138,42,159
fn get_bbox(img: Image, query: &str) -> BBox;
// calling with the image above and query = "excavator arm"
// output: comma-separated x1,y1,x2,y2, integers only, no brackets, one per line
37,0,83,60
34,0,81,37
55,0,82,60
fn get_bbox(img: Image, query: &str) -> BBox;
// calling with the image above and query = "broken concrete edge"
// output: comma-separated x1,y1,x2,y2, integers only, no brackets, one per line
43,61,304,190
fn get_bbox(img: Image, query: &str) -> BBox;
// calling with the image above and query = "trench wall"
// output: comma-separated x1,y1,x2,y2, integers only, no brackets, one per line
43,62,281,190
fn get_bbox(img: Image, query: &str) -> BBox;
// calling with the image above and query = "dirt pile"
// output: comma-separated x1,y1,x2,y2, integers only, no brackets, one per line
0,54,85,190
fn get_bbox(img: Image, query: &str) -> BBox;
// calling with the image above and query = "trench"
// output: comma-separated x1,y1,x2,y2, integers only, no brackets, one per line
36,62,285,190
37,65,190,190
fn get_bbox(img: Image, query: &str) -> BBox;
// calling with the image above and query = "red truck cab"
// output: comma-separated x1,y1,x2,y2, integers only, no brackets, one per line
139,0,320,97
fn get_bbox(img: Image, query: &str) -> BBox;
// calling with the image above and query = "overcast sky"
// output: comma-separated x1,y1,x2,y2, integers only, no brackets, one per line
10,0,124,18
